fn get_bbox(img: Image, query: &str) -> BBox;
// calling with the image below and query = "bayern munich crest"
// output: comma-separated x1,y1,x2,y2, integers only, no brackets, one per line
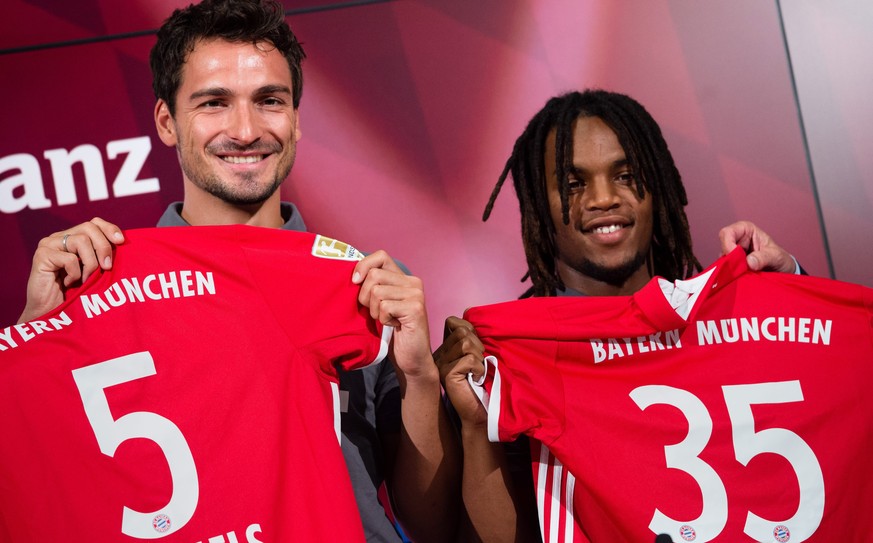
774,525,791,542
678,525,696,541
153,514,171,533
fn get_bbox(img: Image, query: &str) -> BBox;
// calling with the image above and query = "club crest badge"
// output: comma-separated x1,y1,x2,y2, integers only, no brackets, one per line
678,525,696,541
774,525,791,542
153,514,171,533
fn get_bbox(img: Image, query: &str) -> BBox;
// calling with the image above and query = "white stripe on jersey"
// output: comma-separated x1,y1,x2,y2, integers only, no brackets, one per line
331,381,341,444
534,442,577,543
564,466,576,542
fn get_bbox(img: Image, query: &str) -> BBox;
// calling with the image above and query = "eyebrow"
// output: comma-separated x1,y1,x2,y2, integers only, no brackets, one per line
570,158,631,176
254,84,292,97
188,87,233,101
188,85,292,102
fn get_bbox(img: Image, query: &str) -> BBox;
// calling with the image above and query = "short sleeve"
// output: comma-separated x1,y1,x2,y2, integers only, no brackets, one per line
239,229,390,373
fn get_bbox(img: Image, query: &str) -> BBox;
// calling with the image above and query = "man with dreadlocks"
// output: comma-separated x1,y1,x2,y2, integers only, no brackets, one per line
434,89,803,542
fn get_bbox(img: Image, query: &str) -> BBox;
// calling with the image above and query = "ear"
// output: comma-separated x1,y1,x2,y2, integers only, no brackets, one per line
292,108,302,142
154,99,178,147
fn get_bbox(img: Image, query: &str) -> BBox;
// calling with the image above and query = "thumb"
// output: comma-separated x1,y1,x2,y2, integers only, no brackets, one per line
746,253,762,271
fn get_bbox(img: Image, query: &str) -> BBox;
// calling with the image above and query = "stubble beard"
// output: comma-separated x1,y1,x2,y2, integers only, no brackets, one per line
179,143,295,206
577,250,648,287
193,169,285,206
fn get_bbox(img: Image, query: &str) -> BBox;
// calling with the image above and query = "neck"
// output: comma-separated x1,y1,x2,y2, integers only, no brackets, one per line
556,259,652,297
181,189,285,228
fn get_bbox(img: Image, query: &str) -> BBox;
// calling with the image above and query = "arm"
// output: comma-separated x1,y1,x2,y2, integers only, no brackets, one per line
353,251,462,543
718,221,802,273
434,317,541,543
18,218,124,323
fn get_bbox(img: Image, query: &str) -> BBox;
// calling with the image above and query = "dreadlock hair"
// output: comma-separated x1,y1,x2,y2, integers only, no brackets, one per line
150,0,305,115
483,89,702,297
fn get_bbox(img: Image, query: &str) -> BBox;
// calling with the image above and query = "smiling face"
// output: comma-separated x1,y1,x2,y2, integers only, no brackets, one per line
154,38,301,225
546,115,654,295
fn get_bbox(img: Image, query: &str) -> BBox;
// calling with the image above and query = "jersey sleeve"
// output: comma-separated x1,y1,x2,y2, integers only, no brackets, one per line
464,303,567,446
239,230,391,373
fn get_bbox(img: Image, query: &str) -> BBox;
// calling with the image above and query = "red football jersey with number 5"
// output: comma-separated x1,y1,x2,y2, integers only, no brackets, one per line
0,225,391,543
465,248,873,543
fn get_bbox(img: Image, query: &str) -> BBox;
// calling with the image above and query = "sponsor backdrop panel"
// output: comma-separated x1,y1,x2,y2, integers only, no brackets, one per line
781,0,873,287
1,34,182,323
3,0,868,343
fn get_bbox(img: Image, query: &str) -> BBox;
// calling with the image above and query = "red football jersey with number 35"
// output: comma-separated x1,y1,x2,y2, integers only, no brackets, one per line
0,225,391,543
465,248,873,543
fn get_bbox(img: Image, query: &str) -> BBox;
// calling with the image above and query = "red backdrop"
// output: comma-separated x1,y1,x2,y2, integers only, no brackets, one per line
2,0,870,344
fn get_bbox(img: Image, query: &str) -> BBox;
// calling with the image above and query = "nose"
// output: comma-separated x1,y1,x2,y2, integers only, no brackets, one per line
583,177,621,211
226,103,261,144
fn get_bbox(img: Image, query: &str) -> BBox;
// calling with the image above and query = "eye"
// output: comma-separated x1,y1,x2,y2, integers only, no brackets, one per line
566,177,585,192
260,97,285,107
615,171,635,186
199,99,225,109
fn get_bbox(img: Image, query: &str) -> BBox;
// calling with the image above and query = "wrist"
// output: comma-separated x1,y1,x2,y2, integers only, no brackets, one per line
397,360,441,389
460,418,490,440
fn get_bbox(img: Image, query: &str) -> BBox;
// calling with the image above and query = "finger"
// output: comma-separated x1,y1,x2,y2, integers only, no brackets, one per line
89,217,125,245
718,221,754,254
358,270,422,313
435,318,482,364
75,220,122,271
352,250,402,284
436,334,485,374
47,220,122,280
443,315,474,338
748,246,793,273
451,322,484,353
369,290,428,329
32,245,84,287
443,353,487,384
60,233,102,283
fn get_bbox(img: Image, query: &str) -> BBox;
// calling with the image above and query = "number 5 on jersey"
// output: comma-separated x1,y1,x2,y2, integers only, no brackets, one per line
73,352,199,539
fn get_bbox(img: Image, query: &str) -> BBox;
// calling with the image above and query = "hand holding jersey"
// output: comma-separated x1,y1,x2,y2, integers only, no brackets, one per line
353,250,463,540
354,250,435,383
18,217,124,324
435,317,544,542
434,317,489,429
718,220,800,274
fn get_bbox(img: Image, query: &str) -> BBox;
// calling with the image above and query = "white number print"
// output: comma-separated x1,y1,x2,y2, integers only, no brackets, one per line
72,352,199,539
630,381,824,543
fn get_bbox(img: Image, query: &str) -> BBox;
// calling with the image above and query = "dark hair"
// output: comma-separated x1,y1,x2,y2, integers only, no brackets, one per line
150,0,305,114
485,89,701,296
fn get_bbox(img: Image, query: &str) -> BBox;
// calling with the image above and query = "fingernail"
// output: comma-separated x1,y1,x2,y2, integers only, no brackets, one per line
113,232,124,242
104,256,112,268
352,272,361,283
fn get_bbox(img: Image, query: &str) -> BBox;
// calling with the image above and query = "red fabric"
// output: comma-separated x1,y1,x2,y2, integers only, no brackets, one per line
0,225,388,542
465,248,873,543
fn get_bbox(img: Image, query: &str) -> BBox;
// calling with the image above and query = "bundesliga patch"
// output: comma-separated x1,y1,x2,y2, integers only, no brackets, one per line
311,235,363,261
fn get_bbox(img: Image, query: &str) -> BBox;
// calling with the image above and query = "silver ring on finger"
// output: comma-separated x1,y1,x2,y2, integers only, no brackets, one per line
62,233,71,253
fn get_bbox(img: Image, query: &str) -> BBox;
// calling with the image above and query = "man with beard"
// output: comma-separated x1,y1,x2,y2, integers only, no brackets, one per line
435,89,803,542
17,1,458,542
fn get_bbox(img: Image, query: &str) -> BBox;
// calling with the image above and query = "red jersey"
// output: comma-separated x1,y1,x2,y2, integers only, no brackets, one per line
0,225,392,543
464,248,873,543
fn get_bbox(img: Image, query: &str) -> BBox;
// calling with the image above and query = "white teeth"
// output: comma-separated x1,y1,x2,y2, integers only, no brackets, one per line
593,224,623,234
221,155,263,164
